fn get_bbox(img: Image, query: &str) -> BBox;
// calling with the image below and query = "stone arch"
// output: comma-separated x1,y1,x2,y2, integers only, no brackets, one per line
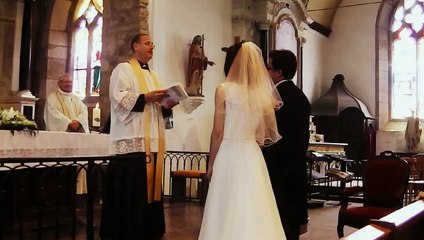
272,15,302,85
375,0,399,128
31,0,72,129
269,0,309,87
36,0,150,125
269,0,308,30
44,0,73,98
30,0,56,128
100,0,149,119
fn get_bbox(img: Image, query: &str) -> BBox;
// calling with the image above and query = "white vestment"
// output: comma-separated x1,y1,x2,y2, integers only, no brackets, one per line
44,89,89,133
44,88,90,194
109,62,162,154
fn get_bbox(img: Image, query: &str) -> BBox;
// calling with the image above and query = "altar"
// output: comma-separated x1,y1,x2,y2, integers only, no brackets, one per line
0,130,114,239
0,130,110,158
0,130,111,195
308,142,347,156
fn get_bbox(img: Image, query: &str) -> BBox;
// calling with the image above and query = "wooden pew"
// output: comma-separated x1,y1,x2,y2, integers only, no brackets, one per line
341,199,424,240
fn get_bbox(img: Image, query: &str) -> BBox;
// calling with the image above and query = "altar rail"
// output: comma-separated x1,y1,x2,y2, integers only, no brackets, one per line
163,151,209,202
307,153,365,202
0,154,127,240
0,151,207,240
163,150,366,203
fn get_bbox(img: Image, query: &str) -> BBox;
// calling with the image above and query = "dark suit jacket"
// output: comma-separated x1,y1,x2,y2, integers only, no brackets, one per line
263,80,311,226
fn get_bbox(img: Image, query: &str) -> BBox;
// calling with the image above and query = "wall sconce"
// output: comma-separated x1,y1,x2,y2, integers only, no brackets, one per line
182,96,205,114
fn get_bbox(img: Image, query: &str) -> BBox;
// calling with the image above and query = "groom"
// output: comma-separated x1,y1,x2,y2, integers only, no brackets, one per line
262,49,311,240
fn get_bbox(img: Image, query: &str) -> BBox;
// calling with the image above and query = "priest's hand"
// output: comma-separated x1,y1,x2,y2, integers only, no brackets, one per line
161,99,179,109
67,120,82,132
145,90,167,103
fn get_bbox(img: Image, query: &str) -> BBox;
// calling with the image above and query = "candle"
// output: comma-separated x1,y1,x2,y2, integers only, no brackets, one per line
92,103,101,127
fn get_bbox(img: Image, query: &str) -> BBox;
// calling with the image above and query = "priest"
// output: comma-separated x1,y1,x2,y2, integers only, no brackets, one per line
100,33,178,240
43,73,89,133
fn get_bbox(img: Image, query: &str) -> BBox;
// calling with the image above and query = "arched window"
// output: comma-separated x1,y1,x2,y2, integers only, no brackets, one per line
274,17,301,86
391,0,424,119
72,0,103,98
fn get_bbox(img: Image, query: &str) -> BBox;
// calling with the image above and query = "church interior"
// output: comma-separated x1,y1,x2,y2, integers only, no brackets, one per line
1,0,424,239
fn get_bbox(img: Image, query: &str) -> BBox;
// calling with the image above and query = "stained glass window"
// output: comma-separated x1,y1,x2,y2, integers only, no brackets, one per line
391,0,424,119
72,0,103,98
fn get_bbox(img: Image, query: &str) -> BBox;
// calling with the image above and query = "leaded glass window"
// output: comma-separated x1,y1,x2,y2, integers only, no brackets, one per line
391,0,424,119
72,0,103,98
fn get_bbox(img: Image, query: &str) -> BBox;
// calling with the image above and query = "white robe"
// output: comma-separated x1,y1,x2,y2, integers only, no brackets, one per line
109,62,162,155
44,89,90,194
44,89,90,133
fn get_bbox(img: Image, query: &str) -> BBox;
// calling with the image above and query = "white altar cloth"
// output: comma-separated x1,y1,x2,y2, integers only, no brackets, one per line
0,130,110,158
0,130,110,194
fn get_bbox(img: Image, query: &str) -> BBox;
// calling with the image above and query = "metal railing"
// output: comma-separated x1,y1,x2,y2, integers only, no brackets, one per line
307,154,365,202
0,151,208,240
163,151,209,201
0,154,134,240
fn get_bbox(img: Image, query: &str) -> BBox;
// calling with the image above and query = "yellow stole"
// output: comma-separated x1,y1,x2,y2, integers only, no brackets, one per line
129,58,165,202
55,91,74,119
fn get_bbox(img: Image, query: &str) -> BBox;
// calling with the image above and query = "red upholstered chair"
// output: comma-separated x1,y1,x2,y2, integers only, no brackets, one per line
337,152,410,237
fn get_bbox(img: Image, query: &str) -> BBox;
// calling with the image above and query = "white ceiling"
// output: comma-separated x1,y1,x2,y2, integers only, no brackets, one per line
306,0,343,29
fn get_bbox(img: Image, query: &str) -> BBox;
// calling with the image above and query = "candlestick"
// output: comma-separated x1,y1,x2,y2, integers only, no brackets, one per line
92,103,101,127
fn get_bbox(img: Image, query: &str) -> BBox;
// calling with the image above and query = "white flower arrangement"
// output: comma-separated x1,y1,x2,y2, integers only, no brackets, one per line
0,107,37,135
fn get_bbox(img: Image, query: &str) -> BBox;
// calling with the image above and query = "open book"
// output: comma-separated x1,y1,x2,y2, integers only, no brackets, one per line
160,83,189,107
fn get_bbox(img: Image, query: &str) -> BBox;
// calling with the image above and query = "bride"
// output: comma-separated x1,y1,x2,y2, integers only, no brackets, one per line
198,41,286,240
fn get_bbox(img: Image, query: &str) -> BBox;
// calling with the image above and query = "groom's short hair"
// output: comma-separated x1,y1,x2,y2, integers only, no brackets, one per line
269,49,297,79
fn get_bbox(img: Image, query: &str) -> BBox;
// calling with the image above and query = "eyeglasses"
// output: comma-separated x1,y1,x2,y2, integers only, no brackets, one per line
141,41,155,48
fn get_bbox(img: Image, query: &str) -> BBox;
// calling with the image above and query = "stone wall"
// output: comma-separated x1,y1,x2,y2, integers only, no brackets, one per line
35,0,150,128
0,0,21,98
1,0,311,131
100,0,149,120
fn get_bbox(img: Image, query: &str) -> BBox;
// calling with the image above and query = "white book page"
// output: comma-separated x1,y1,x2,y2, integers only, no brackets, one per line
160,83,188,107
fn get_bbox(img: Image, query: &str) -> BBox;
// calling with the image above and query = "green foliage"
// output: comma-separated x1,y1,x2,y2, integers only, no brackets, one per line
0,107,38,136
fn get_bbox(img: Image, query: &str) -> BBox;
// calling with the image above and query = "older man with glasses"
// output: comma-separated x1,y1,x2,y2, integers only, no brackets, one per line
100,33,178,240
44,73,89,133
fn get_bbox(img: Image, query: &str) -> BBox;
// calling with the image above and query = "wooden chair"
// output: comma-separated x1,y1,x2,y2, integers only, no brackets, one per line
337,152,410,237
170,170,208,204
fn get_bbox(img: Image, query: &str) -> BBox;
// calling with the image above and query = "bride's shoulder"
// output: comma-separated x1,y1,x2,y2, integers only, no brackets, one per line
219,82,239,91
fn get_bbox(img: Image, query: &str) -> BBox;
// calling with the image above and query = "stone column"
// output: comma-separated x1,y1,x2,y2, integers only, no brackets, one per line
100,0,149,123
0,0,37,120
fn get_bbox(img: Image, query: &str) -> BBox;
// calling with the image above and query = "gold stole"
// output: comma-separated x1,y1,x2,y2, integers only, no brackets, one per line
55,91,73,119
129,58,165,202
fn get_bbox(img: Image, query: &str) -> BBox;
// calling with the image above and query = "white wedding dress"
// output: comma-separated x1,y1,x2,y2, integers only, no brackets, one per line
198,85,286,240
